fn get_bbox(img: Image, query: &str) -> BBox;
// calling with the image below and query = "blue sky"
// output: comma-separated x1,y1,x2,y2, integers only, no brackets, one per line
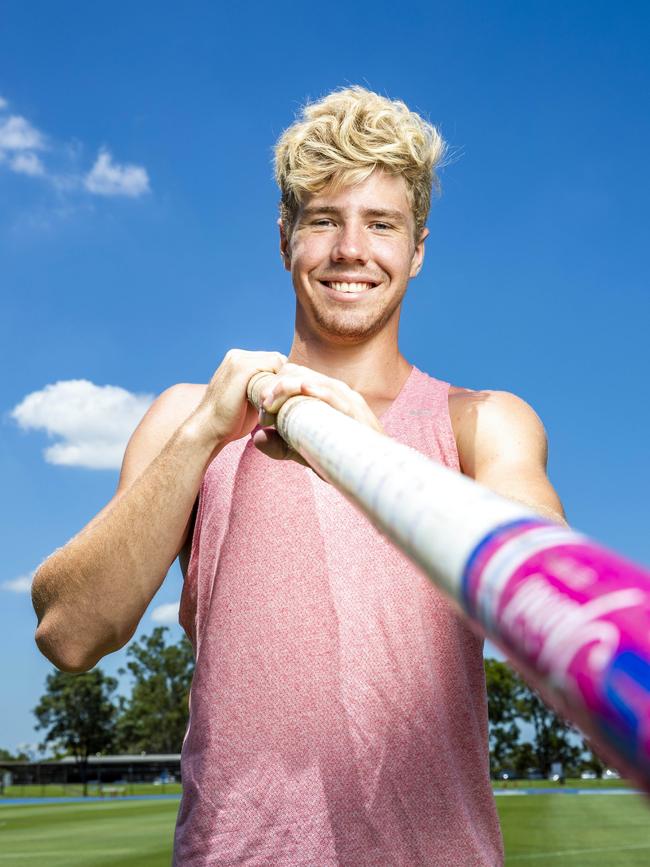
1,1,648,753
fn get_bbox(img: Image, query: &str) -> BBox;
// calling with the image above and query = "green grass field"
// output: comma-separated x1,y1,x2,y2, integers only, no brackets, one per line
0,799,178,866
498,793,650,865
1,793,649,865
1,782,183,799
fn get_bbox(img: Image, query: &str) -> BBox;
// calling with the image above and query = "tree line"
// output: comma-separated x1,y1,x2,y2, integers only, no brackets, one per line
2,631,608,792
485,657,605,779
15,627,194,793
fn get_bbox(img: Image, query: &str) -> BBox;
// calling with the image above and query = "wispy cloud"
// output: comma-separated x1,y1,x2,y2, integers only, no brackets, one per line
84,149,150,198
0,94,150,198
0,114,46,151
10,152,46,177
2,574,33,593
11,379,154,470
151,601,180,624
0,108,47,187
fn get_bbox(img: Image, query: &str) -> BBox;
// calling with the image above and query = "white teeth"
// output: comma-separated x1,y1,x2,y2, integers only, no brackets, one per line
327,281,373,293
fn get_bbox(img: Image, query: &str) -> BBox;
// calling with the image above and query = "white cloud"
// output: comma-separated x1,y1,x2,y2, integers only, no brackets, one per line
10,152,45,176
151,601,180,624
84,149,150,198
1,574,33,593
0,111,50,184
0,114,46,152
0,100,151,202
11,379,154,470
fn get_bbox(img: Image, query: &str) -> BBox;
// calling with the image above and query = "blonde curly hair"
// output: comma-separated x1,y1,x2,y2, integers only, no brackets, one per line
274,86,446,239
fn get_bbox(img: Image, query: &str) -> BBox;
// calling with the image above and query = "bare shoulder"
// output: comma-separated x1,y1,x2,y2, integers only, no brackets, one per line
117,382,208,492
144,382,208,430
448,385,545,429
448,386,548,478
448,385,565,523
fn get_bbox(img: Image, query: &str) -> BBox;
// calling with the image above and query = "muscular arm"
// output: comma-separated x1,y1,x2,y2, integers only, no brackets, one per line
451,389,567,525
32,349,286,673
31,384,210,672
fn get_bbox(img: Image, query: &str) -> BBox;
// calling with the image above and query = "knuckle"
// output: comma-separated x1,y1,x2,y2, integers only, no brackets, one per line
224,348,244,365
282,375,299,391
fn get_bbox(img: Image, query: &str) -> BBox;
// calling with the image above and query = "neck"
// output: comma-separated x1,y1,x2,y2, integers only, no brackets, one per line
288,311,412,408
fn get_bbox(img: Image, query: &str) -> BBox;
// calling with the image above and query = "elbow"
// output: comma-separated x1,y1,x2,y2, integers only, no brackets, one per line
32,562,136,672
31,569,95,672
35,619,101,673
34,611,133,674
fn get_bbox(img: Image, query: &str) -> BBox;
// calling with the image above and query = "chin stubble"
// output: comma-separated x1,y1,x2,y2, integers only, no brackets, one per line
310,292,404,342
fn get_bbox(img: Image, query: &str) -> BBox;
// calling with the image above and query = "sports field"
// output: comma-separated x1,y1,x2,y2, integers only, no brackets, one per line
498,794,650,864
0,798,178,866
1,793,650,865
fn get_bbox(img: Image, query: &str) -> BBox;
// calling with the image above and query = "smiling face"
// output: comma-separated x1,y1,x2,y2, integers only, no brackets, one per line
280,170,428,345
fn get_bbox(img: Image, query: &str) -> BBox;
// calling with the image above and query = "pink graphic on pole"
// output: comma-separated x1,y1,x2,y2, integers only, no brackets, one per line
463,519,650,790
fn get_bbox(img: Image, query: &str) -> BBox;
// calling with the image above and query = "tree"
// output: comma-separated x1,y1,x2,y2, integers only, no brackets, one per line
33,668,118,795
518,684,583,777
0,748,28,794
485,658,584,778
116,627,195,754
579,741,606,778
511,741,538,779
0,747,29,761
484,658,526,775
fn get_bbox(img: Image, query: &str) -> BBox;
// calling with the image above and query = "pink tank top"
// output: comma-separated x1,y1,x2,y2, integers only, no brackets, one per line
175,367,503,866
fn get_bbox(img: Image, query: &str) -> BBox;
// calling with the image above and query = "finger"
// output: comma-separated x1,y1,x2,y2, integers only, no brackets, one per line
222,348,287,375
276,361,310,377
260,375,309,414
250,352,288,384
232,352,288,407
251,428,310,467
251,428,288,460
300,382,384,433
299,382,353,414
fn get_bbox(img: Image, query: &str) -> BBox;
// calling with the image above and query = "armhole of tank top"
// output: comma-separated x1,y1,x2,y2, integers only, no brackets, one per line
178,480,205,647
436,379,462,472
183,479,206,589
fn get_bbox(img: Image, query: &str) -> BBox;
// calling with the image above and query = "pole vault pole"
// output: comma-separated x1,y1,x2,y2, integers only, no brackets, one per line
248,371,650,794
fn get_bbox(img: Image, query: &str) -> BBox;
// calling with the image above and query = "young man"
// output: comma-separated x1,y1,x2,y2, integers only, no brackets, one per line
32,87,564,865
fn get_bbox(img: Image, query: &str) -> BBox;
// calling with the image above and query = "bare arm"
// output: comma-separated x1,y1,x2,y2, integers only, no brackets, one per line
32,349,286,673
451,389,567,525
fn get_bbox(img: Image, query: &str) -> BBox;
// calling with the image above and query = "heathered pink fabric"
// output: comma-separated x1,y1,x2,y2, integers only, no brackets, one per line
175,367,503,866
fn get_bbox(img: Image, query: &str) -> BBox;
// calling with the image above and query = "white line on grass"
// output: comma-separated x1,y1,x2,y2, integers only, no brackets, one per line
508,842,650,861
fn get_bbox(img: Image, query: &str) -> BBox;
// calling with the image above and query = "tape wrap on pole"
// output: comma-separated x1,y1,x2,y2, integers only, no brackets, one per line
248,371,650,792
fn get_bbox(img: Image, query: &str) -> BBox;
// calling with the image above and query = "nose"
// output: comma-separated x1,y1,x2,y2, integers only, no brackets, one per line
331,220,369,264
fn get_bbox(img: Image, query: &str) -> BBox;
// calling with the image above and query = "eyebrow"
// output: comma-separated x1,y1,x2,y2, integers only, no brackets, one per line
300,206,407,225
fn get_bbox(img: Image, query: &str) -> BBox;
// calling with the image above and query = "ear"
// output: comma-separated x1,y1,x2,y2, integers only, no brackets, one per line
409,226,429,277
278,218,291,271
